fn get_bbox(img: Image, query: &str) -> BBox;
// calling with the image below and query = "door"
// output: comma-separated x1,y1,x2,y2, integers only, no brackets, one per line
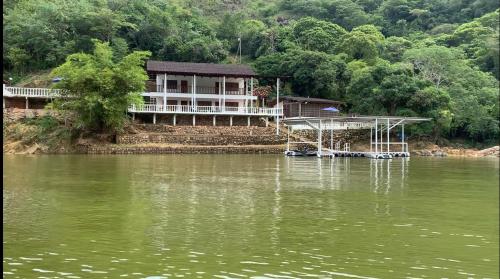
181,80,188,93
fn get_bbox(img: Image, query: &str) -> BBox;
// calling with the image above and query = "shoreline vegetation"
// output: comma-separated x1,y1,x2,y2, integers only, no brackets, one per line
3,109,498,157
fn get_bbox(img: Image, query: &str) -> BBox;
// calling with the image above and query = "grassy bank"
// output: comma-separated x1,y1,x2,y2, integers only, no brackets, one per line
3,114,78,154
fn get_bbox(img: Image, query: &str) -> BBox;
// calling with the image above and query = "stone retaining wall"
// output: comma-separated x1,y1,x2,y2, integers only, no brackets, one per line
3,108,59,122
117,133,286,145
87,145,285,154
129,124,278,135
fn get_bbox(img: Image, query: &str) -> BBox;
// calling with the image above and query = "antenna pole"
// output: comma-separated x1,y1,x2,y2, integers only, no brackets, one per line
238,36,242,64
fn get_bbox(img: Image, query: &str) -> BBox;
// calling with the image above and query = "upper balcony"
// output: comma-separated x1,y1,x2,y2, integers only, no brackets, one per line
150,85,246,96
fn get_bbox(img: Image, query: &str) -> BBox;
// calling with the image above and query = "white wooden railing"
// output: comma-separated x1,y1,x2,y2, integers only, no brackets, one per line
3,85,61,97
153,86,246,95
129,104,283,116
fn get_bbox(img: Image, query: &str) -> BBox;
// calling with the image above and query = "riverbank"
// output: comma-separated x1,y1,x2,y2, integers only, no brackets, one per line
3,109,498,157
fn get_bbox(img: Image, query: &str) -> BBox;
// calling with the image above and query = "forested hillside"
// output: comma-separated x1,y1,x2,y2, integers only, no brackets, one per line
3,0,499,143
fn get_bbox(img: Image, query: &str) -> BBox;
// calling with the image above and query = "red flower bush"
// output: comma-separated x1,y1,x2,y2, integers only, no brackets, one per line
252,86,272,98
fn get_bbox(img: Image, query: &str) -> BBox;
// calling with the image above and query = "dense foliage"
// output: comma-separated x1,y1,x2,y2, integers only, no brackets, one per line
50,41,150,132
3,0,499,143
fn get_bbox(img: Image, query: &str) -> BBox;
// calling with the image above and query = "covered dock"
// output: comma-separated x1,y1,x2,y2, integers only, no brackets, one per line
283,116,431,158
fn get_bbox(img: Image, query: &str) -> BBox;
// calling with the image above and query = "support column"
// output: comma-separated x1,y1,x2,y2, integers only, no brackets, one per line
218,77,222,110
193,75,197,110
213,115,216,126
3,97,5,109
244,78,248,107
132,113,135,121
163,73,167,111
153,113,156,124
250,77,253,109
230,115,233,126
265,118,269,127
276,77,280,136
247,116,250,127
222,76,226,111
25,97,28,109
173,114,176,126
192,115,196,126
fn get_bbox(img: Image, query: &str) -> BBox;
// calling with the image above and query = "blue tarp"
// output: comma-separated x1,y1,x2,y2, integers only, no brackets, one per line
52,77,62,83
321,107,339,112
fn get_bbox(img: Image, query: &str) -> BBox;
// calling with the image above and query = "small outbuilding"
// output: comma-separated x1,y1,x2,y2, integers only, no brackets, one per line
269,96,344,118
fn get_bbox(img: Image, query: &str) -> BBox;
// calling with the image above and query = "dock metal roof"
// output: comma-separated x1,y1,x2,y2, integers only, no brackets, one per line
283,116,431,130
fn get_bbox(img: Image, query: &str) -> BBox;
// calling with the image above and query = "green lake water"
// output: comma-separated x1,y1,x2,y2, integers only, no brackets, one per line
3,155,499,278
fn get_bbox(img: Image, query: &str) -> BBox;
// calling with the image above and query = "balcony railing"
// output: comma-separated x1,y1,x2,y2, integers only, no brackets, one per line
129,104,282,116
155,86,246,96
3,86,62,97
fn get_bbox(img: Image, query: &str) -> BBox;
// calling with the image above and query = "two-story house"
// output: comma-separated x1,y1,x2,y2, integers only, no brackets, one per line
129,60,282,126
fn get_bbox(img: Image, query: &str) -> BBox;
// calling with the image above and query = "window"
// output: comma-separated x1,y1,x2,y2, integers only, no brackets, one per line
167,80,178,89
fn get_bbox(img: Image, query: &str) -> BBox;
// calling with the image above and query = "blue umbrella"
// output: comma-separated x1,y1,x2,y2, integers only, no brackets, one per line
321,107,339,112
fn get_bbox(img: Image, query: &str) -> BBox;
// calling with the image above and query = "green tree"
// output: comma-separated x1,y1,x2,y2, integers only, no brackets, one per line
381,36,412,62
50,40,151,132
338,25,384,63
292,17,347,53
254,50,349,99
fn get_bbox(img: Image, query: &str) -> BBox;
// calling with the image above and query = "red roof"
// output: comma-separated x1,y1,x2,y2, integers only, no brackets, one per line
146,60,257,78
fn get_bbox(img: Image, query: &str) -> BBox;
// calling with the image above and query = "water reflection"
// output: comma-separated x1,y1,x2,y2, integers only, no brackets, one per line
3,155,498,278
284,157,409,193
371,158,409,194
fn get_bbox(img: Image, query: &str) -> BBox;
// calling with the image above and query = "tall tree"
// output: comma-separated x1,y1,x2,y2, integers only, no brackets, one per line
50,40,151,132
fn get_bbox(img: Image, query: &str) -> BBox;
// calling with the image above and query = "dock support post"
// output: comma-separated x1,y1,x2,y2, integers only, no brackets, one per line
193,115,196,126
375,119,378,154
230,116,233,126
402,124,405,152
387,118,390,153
173,114,176,126
330,119,333,150
213,115,216,126
247,116,250,127
287,126,290,152
370,126,373,153
153,113,156,124
317,119,322,157
276,77,280,136
380,122,383,153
